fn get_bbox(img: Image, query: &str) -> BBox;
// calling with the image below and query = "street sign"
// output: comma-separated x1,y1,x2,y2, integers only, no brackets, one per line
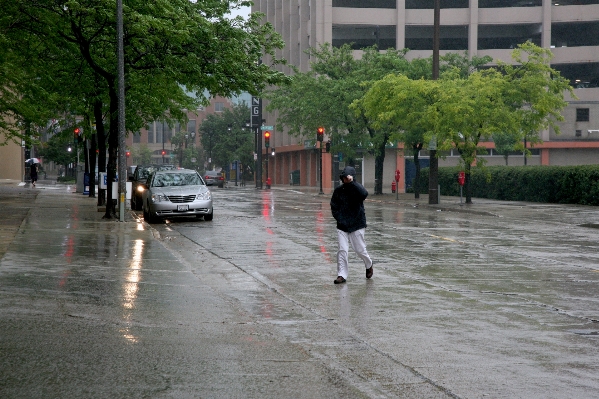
251,97,261,127
261,126,273,130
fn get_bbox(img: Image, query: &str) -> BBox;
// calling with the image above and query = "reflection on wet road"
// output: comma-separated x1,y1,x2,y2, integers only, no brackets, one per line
2,184,598,398
158,188,599,398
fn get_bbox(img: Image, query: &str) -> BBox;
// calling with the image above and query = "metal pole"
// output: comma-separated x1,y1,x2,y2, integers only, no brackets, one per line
319,146,324,195
429,0,440,205
116,0,126,222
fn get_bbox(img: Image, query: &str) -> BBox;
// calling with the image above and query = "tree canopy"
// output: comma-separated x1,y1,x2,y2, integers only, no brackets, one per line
1,0,286,215
199,102,254,175
267,44,492,194
359,42,573,203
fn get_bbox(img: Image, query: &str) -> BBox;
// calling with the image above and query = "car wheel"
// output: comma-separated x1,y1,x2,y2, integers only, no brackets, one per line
143,204,157,223
204,211,213,221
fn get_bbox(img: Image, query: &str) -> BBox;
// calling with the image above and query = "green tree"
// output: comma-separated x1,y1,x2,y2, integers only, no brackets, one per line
132,144,153,166
268,44,416,194
199,102,253,177
268,45,491,195
492,131,520,165
360,42,572,204
37,131,78,171
1,0,286,217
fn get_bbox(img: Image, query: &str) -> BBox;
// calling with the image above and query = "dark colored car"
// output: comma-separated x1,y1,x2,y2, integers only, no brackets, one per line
129,164,174,210
203,171,225,188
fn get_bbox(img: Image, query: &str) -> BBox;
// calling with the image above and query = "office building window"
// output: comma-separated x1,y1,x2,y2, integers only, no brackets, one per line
156,121,163,145
479,0,541,7
405,25,468,51
478,24,541,50
132,131,140,143
577,108,590,122
551,63,599,88
406,0,468,9
333,0,395,8
215,102,224,112
552,22,599,48
187,120,196,135
147,123,154,144
332,24,396,50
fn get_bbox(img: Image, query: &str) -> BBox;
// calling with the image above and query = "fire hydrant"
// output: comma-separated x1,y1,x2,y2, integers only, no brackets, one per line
266,177,271,189
391,181,396,193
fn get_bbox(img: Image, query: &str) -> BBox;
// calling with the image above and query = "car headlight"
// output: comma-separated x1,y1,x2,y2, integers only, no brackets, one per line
196,190,211,200
151,193,168,203
137,186,145,193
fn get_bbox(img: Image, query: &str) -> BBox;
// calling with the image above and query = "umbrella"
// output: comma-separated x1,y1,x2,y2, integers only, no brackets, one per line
25,158,41,165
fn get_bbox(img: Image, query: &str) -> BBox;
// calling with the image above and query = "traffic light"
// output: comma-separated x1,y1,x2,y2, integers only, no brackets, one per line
264,131,270,148
74,127,80,136
161,150,166,156
125,151,131,158
325,141,331,153
317,127,324,142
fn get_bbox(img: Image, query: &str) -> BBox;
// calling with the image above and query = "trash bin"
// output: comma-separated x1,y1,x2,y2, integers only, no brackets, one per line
290,170,300,185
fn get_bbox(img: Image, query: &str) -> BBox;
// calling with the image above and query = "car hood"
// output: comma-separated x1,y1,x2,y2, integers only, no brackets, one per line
152,185,209,195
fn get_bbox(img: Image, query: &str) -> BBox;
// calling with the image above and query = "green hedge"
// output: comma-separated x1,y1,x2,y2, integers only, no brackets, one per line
413,165,599,205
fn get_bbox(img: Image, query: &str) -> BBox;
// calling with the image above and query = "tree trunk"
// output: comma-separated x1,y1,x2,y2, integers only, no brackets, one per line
465,163,473,204
104,89,118,219
413,143,423,199
88,131,97,198
374,139,386,195
94,100,106,206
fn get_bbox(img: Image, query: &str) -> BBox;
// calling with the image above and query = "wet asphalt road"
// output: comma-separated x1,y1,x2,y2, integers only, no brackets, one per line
1,183,599,398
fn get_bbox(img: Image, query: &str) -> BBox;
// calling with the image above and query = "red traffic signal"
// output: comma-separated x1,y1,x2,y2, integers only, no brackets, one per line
161,150,166,156
317,127,324,142
74,127,80,135
125,151,131,157
264,131,271,148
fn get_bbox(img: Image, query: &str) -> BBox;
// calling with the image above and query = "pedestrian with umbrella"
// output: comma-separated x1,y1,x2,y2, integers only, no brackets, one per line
26,158,40,187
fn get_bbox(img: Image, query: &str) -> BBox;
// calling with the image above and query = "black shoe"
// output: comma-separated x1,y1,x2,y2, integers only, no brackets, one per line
366,263,373,279
334,276,346,284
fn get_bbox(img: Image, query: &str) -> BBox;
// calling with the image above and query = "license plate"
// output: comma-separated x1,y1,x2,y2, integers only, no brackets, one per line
177,205,189,211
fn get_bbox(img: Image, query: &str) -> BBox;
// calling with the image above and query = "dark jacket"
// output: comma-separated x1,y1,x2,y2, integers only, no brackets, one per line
330,166,368,233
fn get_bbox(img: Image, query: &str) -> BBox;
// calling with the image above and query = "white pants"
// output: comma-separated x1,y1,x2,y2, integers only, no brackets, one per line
336,228,372,279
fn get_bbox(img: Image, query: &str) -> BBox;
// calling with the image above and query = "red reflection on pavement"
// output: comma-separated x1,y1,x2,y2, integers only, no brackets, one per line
316,207,331,263
58,235,75,287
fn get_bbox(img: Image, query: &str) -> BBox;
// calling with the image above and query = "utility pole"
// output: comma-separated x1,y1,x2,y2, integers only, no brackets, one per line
429,0,440,205
251,96,263,189
116,0,126,221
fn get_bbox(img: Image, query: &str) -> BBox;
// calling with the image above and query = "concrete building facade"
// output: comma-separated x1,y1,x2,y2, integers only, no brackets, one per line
253,0,599,193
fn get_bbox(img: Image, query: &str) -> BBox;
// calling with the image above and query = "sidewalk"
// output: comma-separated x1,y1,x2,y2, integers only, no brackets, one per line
0,182,381,398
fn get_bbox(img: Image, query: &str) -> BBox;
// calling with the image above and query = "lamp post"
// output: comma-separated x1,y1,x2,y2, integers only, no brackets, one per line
241,121,250,186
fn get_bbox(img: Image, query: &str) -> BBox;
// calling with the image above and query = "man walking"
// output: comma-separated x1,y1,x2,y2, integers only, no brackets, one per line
330,166,373,284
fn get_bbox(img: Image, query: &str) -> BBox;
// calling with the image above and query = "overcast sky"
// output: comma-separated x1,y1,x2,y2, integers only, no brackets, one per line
228,5,251,20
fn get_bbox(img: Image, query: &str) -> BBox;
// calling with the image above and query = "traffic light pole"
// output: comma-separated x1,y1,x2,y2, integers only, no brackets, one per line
256,126,262,189
317,127,324,195
319,145,323,195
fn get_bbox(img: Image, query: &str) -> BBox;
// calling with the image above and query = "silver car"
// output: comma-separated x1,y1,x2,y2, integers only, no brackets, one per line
142,169,213,223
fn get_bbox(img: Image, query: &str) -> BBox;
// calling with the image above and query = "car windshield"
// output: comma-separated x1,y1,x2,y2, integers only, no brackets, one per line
152,173,203,187
138,166,158,179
